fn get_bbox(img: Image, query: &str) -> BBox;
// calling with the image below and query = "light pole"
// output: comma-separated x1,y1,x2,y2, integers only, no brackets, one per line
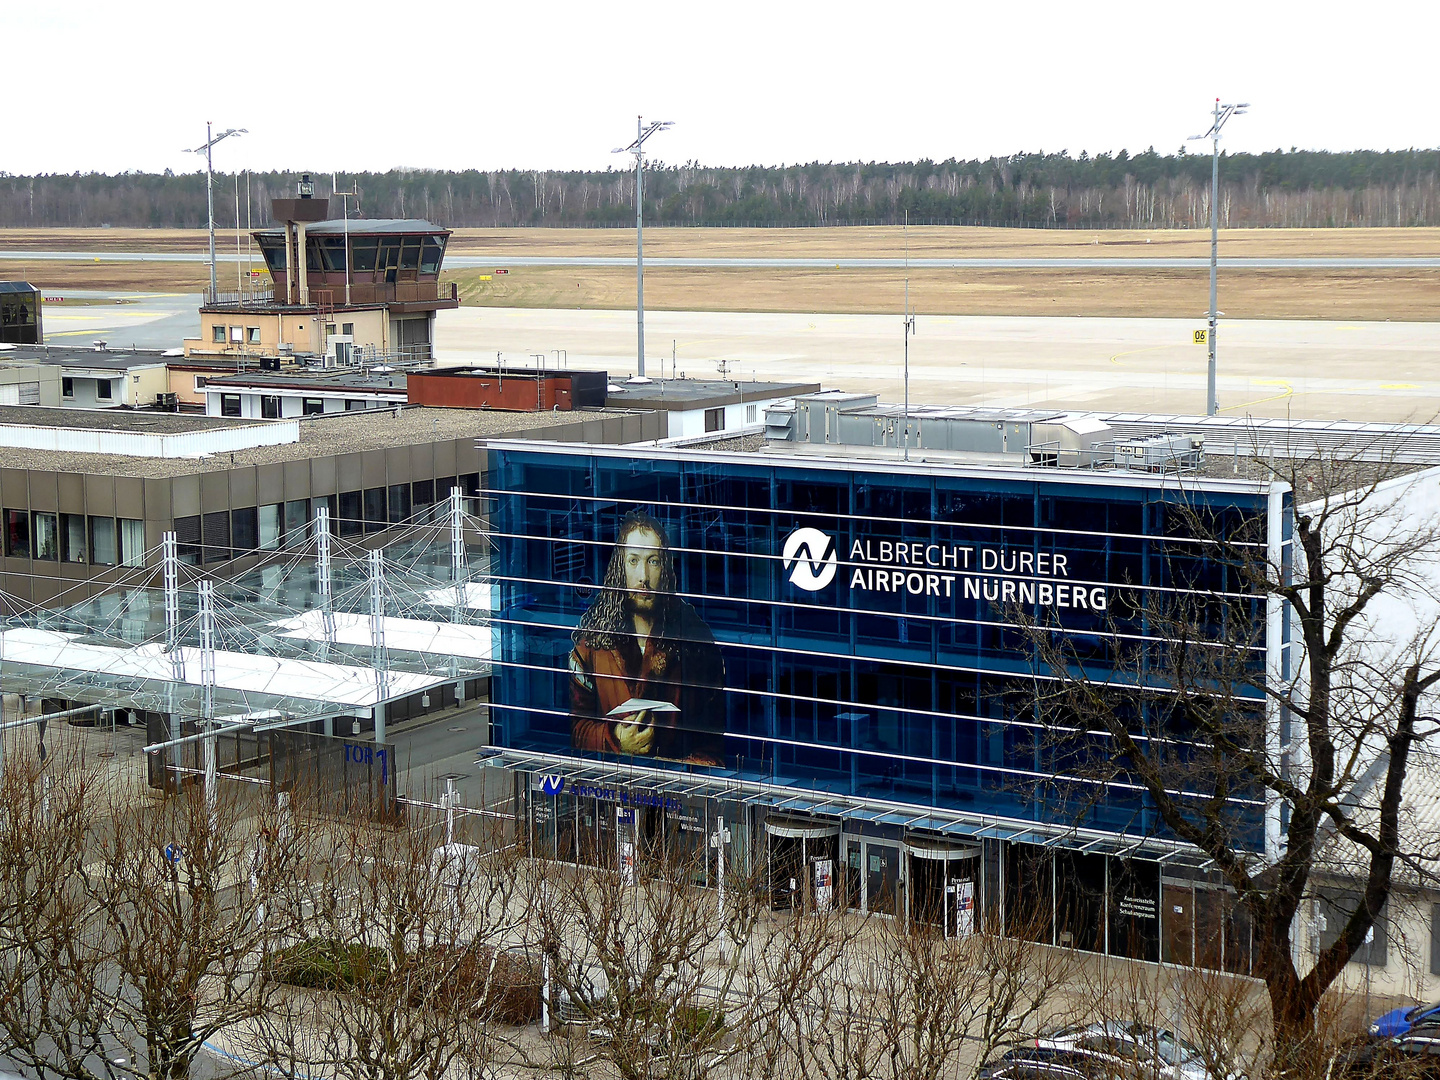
1189,99,1248,416
332,173,360,305
184,122,247,300
613,117,672,380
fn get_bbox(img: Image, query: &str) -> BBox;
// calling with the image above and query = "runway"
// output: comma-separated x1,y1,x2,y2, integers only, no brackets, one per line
4,249,1440,270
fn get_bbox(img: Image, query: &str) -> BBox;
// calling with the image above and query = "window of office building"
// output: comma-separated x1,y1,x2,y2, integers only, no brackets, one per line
345,399,365,411
4,510,29,558
97,380,113,401
62,377,74,398
61,514,86,563
261,396,282,419
412,479,435,521
172,515,201,565
201,511,230,564
89,516,118,566
230,326,244,344
342,322,354,336
258,504,282,550
704,407,724,433
231,506,258,553
194,376,208,390
387,483,410,523
29,512,58,561
283,500,310,548
247,327,261,344
221,394,242,417
363,488,386,532
119,518,146,568
302,398,325,416
338,490,363,536
212,325,226,343
326,323,337,337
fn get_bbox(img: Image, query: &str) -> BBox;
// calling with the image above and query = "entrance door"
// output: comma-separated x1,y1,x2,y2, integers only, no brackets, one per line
769,833,803,911
1162,883,1195,966
866,843,901,916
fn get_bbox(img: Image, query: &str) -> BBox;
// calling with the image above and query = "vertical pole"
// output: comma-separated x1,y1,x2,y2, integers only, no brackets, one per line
245,170,253,288
1208,98,1221,417
206,122,217,300
450,486,467,614
198,580,217,828
316,506,336,736
903,217,911,462
445,776,456,848
540,877,552,1035
235,173,242,297
163,532,183,787
715,812,727,957
370,548,388,745
635,115,646,379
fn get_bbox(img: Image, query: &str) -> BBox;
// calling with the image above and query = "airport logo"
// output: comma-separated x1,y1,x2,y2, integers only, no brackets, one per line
539,774,566,796
782,527,838,591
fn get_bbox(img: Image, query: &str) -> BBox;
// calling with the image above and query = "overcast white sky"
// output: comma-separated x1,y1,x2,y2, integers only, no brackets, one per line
11,1,1436,176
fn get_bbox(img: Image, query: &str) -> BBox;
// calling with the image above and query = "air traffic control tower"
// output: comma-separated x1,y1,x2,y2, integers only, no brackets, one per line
183,174,459,365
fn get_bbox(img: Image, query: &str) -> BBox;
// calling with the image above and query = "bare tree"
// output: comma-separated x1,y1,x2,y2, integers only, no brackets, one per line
247,803,524,1080
532,830,752,1080
0,739,116,1080
95,779,296,1080
1023,449,1440,1067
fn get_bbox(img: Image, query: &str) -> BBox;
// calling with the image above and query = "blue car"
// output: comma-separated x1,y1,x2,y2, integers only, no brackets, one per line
1370,1001,1440,1038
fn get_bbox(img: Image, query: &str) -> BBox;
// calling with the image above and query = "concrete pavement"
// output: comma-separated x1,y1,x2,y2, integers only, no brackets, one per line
435,307,1440,423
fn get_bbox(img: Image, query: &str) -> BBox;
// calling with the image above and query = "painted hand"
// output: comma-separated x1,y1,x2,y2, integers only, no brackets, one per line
613,710,654,755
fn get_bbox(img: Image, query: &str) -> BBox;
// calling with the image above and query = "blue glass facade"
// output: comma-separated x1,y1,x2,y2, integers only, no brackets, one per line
489,445,1277,849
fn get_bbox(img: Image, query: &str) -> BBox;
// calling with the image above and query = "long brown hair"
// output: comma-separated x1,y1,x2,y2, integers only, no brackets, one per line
575,511,679,656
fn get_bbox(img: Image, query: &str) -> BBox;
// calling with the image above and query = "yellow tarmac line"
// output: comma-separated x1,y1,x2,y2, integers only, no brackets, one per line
1222,379,1294,412
46,328,157,338
1381,383,1419,389
1108,345,1173,366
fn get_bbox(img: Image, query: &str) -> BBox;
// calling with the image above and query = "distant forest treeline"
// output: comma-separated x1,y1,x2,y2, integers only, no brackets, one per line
5,149,1440,229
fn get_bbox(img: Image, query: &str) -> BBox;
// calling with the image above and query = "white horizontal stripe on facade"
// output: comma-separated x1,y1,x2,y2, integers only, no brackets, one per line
482,647,1250,756
481,484,1274,552
486,694,1266,809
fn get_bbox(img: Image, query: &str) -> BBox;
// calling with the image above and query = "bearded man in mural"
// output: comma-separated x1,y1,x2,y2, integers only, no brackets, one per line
569,511,727,766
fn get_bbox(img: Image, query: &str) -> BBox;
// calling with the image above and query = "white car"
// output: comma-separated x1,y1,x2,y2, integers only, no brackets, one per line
1035,1021,1223,1080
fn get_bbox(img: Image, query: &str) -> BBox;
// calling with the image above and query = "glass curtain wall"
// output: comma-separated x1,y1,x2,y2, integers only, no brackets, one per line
490,448,1279,849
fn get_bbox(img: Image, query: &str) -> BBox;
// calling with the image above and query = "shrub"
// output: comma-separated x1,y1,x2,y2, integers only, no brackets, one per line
272,938,389,991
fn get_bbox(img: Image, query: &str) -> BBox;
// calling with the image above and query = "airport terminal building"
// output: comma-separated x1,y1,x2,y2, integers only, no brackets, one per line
484,428,1291,971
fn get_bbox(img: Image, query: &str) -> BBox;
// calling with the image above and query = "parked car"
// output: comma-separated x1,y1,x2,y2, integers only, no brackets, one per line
1035,1021,1215,1080
1372,1001,1440,1039
978,1046,1131,1079
1329,1029,1440,1078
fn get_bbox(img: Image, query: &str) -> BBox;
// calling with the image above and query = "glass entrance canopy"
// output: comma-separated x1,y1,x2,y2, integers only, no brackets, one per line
0,522,493,724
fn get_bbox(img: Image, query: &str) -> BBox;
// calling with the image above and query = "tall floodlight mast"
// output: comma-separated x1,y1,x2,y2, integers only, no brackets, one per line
1188,99,1248,417
184,122,247,299
612,117,672,379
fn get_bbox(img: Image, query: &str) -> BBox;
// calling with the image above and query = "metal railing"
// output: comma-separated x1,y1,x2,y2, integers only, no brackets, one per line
203,287,274,307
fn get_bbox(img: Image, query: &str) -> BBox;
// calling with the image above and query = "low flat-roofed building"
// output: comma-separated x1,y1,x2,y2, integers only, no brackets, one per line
408,365,609,411
603,376,822,439
203,368,409,418
0,343,172,408
0,402,666,607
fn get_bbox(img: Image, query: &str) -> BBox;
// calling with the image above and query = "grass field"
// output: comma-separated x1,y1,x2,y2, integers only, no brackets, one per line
2,226,1437,320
